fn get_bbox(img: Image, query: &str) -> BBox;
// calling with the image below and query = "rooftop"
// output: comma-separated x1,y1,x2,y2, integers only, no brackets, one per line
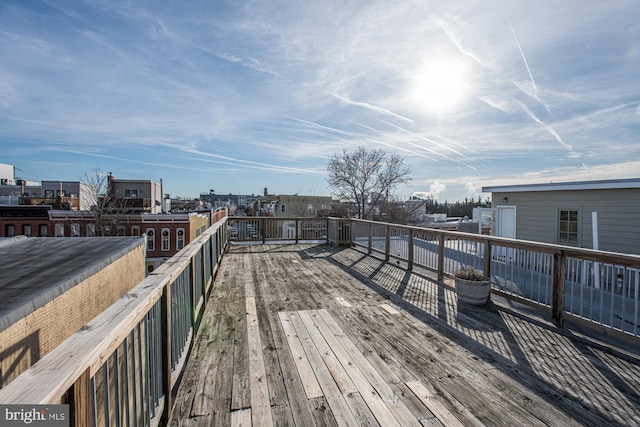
482,177,640,193
170,243,640,426
0,236,144,333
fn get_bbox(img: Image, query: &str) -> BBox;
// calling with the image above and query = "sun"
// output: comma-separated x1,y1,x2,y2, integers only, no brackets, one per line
410,57,468,114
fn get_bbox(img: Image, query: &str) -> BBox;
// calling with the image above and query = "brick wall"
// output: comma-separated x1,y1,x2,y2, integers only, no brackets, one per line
0,244,146,388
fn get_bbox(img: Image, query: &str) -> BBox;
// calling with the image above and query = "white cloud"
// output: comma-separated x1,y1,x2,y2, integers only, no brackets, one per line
412,179,447,200
465,182,478,197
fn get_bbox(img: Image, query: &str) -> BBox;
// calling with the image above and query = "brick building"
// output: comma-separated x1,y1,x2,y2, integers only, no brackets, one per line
0,206,214,272
0,236,145,388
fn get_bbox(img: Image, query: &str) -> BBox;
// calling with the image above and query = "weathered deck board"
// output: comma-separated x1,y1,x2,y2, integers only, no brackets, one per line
169,244,640,427
278,311,324,399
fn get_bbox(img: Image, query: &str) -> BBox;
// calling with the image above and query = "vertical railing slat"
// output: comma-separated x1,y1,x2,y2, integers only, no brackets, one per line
408,230,414,270
114,349,121,427
123,336,131,427
103,361,110,427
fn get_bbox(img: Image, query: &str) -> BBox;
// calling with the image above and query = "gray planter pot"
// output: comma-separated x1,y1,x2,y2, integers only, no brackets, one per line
455,277,491,305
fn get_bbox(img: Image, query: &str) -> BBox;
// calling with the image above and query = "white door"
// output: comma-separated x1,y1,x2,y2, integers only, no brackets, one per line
496,206,516,263
497,206,516,238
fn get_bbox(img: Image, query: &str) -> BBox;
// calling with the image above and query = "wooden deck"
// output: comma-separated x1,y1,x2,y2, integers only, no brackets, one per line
170,244,640,426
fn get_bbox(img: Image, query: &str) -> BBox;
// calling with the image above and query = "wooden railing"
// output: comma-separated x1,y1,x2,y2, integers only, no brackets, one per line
2,214,638,426
0,213,229,426
227,216,331,243
348,218,640,338
226,216,352,245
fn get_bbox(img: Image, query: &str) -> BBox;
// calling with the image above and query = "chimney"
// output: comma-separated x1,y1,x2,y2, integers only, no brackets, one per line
264,187,268,196
108,172,115,198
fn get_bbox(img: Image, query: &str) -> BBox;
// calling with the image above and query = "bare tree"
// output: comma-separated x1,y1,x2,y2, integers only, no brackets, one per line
327,146,412,219
80,168,131,236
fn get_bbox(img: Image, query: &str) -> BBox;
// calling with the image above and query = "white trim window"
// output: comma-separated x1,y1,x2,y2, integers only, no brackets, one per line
559,209,579,245
86,223,95,237
161,228,170,251
176,228,185,250
71,223,80,237
147,228,155,251
131,225,141,236
55,223,64,237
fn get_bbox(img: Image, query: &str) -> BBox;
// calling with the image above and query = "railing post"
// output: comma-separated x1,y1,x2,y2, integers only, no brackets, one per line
70,368,91,427
160,286,172,425
483,241,492,279
261,218,266,244
407,230,414,270
437,234,445,281
368,222,372,255
385,225,390,262
295,218,299,243
552,249,566,328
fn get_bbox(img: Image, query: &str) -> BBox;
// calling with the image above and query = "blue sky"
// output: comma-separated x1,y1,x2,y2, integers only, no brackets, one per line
1,0,639,201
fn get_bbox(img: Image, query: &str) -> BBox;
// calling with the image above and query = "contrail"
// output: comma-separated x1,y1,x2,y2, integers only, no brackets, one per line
500,0,537,93
334,94,414,124
515,100,578,156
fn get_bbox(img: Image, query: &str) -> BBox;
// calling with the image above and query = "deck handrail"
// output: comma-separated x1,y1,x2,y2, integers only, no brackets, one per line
0,212,229,426
348,218,640,337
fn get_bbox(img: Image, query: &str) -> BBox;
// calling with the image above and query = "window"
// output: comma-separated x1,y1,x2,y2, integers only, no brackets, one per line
70,223,80,237
131,226,141,236
161,228,170,251
281,204,286,213
45,190,54,198
176,228,185,250
22,224,32,237
117,226,126,236
559,210,579,245
55,223,64,237
86,223,95,236
146,228,155,251
5,224,15,237
39,224,48,237
124,189,139,198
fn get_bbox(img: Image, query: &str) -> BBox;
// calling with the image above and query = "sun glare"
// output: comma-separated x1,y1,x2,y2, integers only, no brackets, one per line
411,58,468,114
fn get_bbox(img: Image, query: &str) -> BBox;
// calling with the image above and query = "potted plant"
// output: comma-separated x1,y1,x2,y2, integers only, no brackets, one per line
453,266,491,305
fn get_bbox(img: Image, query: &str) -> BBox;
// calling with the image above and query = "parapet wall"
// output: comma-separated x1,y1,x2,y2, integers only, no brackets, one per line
0,240,145,388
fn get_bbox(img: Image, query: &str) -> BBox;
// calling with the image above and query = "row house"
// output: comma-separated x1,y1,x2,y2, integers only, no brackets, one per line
0,206,212,273
108,174,165,214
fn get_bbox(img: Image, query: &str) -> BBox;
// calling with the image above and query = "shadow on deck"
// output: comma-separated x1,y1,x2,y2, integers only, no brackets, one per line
170,243,640,426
